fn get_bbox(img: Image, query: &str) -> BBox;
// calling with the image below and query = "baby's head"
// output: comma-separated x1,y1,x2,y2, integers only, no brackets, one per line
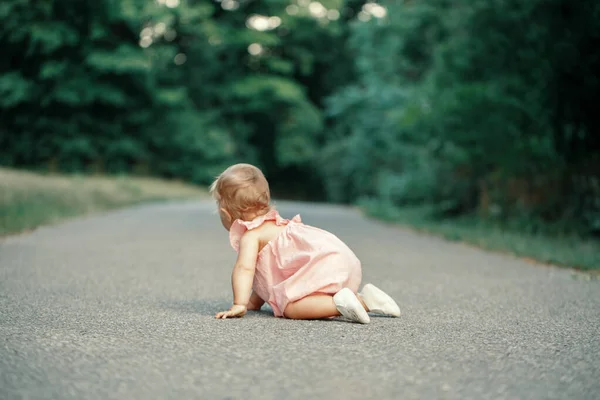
209,163,271,230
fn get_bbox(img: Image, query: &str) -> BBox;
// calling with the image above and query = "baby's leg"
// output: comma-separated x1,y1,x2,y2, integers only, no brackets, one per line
283,295,339,320
283,290,371,323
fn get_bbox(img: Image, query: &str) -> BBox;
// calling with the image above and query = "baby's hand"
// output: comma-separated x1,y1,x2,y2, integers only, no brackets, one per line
215,304,247,319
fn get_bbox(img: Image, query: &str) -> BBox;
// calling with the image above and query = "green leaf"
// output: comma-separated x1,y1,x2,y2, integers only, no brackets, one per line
87,45,151,74
265,57,295,75
0,72,33,107
39,61,68,80
155,87,188,107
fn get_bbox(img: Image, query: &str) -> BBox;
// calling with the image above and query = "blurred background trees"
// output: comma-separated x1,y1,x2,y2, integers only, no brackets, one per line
1,0,599,236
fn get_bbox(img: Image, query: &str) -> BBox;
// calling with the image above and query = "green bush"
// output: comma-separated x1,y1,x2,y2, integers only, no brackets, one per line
324,0,600,236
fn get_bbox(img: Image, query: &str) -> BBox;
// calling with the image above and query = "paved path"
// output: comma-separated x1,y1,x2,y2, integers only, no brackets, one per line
1,201,599,400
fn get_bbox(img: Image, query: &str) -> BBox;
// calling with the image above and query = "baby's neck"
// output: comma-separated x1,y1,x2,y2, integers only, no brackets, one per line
240,207,272,222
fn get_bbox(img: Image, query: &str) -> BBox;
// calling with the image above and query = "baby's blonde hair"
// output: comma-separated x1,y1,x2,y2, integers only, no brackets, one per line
209,163,271,221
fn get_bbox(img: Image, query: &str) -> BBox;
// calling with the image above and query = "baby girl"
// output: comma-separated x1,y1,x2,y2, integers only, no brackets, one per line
211,163,400,324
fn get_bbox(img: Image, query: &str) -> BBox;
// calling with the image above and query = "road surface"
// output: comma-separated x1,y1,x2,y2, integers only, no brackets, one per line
1,201,599,399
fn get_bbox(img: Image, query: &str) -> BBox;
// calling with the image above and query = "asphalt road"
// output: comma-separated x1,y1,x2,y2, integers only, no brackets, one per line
1,201,599,400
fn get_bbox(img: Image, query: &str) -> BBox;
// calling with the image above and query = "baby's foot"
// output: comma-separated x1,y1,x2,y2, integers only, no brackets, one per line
333,288,371,324
359,283,401,317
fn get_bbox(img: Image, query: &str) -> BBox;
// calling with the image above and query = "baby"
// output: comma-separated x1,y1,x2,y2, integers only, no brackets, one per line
211,163,400,324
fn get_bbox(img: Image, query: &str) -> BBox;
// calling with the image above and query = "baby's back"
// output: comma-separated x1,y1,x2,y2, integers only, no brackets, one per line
254,217,362,316
255,221,287,253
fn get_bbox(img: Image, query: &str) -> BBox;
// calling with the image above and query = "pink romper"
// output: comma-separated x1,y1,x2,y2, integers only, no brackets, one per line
229,209,362,317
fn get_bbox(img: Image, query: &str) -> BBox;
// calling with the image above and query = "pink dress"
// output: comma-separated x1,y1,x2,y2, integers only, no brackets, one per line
229,209,362,317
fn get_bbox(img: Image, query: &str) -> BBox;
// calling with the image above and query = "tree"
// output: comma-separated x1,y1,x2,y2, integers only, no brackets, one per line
324,0,600,235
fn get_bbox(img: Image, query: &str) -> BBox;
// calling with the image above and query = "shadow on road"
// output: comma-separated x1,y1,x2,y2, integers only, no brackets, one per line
158,297,401,323
158,298,275,319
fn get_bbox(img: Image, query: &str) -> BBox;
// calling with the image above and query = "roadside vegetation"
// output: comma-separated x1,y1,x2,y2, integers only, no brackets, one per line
363,202,599,272
0,168,205,235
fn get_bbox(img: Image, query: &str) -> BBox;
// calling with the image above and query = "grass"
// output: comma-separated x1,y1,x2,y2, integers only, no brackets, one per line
0,168,207,236
362,201,600,272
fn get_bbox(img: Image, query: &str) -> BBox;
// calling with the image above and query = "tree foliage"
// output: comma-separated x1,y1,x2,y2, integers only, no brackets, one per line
323,0,600,235
0,0,354,187
1,0,598,235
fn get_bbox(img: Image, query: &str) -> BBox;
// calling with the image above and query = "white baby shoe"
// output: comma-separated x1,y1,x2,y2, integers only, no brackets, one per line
333,288,371,324
359,283,401,317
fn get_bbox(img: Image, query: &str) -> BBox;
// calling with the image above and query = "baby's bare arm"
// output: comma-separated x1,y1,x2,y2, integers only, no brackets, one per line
216,232,260,319
231,231,259,307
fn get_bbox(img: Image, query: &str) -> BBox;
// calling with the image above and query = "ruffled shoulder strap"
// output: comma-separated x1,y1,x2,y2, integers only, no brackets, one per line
228,209,302,252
